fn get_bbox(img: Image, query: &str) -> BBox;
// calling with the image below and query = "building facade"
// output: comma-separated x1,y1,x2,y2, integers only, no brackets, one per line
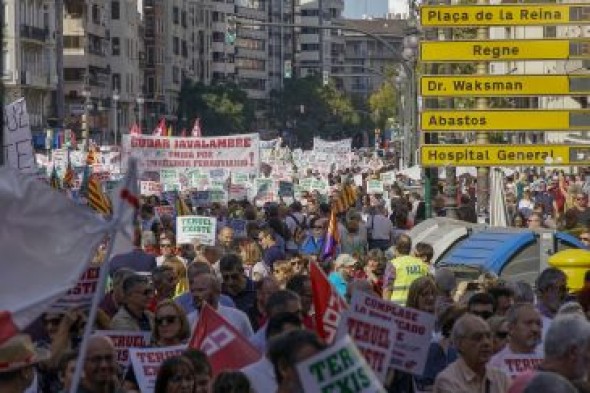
3,0,57,134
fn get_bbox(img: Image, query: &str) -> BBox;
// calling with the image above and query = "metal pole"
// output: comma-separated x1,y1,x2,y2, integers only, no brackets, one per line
475,0,490,218
0,2,3,165
56,0,65,133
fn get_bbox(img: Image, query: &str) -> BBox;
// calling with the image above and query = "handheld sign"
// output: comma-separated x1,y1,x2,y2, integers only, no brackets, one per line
176,215,217,245
336,291,397,381
140,181,162,196
129,345,186,393
297,335,386,393
3,98,35,173
366,180,385,194
95,330,152,369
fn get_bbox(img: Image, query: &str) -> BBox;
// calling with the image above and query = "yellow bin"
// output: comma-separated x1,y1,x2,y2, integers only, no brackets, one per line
548,249,590,292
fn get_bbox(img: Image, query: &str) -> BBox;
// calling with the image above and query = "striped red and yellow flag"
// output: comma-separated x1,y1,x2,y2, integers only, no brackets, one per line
87,174,112,215
62,164,75,189
86,149,97,166
175,192,191,216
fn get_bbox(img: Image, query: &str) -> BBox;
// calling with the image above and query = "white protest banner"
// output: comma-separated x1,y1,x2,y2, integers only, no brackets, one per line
310,178,330,195
494,354,544,379
346,292,435,375
336,292,397,381
49,266,101,312
130,345,186,393
299,178,313,191
231,172,250,186
353,174,363,187
140,181,162,196
95,330,152,368
160,169,179,184
177,215,217,245
381,171,396,185
187,170,210,189
313,137,352,156
122,133,260,175
3,98,35,173
297,335,385,393
366,180,384,194
228,184,248,201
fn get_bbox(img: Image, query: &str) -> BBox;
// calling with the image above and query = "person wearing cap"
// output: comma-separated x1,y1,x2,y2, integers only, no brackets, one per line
328,254,356,297
0,334,48,393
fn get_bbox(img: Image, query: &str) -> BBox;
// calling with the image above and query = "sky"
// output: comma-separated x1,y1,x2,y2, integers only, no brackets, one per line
343,0,388,19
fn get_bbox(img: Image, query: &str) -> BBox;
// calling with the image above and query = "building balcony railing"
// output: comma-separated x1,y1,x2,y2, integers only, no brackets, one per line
20,24,48,43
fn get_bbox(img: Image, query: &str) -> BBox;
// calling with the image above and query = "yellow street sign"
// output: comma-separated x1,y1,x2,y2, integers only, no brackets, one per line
421,145,590,167
421,4,590,27
420,39,589,62
421,110,590,132
420,75,590,97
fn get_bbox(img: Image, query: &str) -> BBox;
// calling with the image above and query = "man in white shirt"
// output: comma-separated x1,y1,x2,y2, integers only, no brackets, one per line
489,303,543,378
187,273,253,338
242,312,303,393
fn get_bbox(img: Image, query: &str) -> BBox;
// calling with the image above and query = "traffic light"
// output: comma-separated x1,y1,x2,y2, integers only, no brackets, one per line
226,16,237,45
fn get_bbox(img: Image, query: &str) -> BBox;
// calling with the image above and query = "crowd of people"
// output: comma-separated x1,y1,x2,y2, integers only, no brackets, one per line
4,165,590,393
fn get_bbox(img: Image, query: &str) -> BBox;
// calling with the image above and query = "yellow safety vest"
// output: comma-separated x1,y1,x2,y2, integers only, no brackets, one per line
389,256,429,305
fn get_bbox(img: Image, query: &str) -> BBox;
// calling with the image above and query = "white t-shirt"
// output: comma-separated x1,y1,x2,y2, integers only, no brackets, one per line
489,345,543,379
188,304,253,338
241,356,278,393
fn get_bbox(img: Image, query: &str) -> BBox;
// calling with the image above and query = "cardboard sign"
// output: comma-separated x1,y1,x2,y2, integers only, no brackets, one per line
346,292,435,375
176,215,217,245
154,205,175,218
228,184,248,201
231,172,250,186
95,330,152,368
310,178,329,195
313,137,352,156
228,218,247,238
297,335,385,393
353,174,363,187
278,181,294,197
187,170,210,189
381,171,396,185
49,266,101,312
3,98,35,173
366,180,384,194
189,304,261,376
122,133,260,175
336,292,397,381
129,345,186,393
299,178,313,191
495,353,544,379
162,183,182,192
160,168,179,184
140,181,162,196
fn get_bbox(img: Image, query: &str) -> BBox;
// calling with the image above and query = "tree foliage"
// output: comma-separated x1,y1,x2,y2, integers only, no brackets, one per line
368,80,397,130
178,80,255,135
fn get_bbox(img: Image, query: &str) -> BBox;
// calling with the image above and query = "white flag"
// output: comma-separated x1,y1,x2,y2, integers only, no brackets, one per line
0,166,109,343
191,118,202,137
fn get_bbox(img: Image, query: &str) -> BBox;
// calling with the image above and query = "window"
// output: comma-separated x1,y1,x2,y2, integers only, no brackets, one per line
112,73,121,91
111,1,120,20
92,4,100,24
173,7,179,24
173,37,179,55
64,68,85,82
63,35,82,49
182,40,188,58
112,37,120,56
181,11,187,27
173,66,180,84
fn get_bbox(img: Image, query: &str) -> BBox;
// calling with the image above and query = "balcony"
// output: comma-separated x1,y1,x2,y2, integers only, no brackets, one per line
20,25,48,43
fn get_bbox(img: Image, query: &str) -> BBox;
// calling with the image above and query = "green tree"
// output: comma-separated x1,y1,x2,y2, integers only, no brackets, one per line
178,80,255,136
368,80,397,130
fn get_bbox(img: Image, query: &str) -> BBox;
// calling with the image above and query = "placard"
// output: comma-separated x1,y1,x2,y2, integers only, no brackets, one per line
3,98,35,173
366,180,384,194
380,171,395,185
187,170,210,189
95,330,152,368
129,345,186,393
228,218,247,238
140,181,162,196
155,205,175,218
336,291,397,381
160,169,179,184
231,172,250,185
296,335,385,393
49,266,101,312
176,215,217,245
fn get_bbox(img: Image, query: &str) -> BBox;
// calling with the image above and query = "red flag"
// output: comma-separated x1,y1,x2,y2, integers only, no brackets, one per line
129,123,141,135
191,118,202,137
153,118,166,136
310,262,348,344
189,304,261,375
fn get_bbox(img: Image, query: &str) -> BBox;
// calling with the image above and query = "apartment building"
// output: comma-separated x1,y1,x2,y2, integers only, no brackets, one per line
110,0,142,139
62,0,110,142
267,0,297,92
189,0,213,87
210,0,236,83
335,18,404,98
3,0,56,133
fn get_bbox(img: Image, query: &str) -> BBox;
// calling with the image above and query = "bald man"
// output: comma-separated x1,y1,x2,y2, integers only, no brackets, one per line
187,273,253,338
79,335,123,393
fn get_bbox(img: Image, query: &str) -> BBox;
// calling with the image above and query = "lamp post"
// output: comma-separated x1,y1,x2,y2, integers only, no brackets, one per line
81,87,92,151
136,95,144,134
112,90,120,146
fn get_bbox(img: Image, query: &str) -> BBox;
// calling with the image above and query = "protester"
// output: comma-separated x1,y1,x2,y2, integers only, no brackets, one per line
383,234,429,304
406,276,437,315
109,229,157,276
110,274,155,331
79,336,123,393
242,312,303,393
522,372,577,393
182,349,212,393
487,284,515,317
328,253,356,297
285,274,315,329
268,330,327,393
99,268,135,319
467,292,496,320
154,355,196,393
212,371,252,393
187,273,253,337
487,316,509,355
247,276,280,331
219,254,257,315
273,259,297,288
366,205,394,251
258,228,286,269
536,267,568,339
151,265,179,307
433,314,510,393
239,239,269,281
0,335,48,393
175,261,235,313
217,226,236,255
299,217,327,256
153,300,191,346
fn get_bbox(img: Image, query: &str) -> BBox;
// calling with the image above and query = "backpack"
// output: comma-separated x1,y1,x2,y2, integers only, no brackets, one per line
288,213,308,245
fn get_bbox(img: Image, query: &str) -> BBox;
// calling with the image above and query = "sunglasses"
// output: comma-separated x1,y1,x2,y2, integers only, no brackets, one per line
580,237,590,242
496,331,509,339
156,315,179,326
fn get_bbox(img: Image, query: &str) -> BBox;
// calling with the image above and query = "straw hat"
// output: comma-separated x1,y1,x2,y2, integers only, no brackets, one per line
0,334,49,373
